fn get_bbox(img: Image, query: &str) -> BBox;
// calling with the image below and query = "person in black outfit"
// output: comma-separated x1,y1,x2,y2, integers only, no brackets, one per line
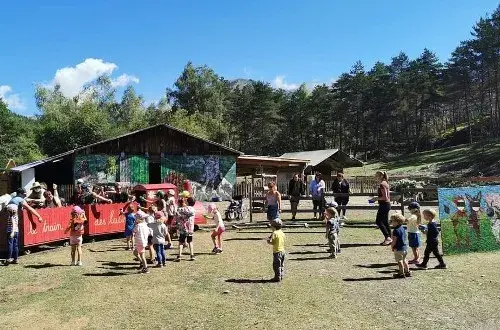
288,174,305,220
332,172,350,218
417,208,447,269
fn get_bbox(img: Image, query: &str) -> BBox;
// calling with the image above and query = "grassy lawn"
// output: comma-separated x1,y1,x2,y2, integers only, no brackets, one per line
345,141,500,177
2,218,500,330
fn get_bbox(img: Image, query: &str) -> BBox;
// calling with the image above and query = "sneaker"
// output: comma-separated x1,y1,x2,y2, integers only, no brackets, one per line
141,268,150,274
405,272,412,277
11,259,18,265
189,256,196,261
329,253,336,258
271,277,281,282
137,264,144,270
381,238,392,246
70,262,76,266
212,247,218,253
155,264,163,268
435,264,447,269
416,263,428,269
77,261,83,266
162,263,166,267
173,257,181,262
165,243,172,249
216,248,223,254
393,273,405,279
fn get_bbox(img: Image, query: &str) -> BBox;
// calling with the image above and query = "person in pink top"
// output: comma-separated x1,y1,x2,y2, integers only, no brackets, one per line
207,203,225,254
65,206,87,266
369,171,392,245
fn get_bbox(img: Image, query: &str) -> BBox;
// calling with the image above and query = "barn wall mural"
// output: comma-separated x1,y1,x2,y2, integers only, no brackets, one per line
74,154,148,185
161,155,236,201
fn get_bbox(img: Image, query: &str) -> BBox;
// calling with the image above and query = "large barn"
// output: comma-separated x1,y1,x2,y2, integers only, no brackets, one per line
7,124,242,201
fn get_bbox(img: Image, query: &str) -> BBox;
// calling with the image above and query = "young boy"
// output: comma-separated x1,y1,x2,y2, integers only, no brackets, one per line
267,219,285,282
325,207,341,258
390,213,411,278
417,209,447,269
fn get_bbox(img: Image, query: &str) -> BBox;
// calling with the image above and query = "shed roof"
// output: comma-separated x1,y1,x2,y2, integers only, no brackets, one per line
281,149,363,169
10,124,241,173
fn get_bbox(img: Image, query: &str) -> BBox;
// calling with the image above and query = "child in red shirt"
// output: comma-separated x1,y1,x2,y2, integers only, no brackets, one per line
65,206,87,266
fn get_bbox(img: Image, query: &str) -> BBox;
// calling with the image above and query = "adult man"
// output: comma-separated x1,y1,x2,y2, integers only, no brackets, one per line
287,174,305,221
43,184,63,208
72,179,85,205
309,173,326,220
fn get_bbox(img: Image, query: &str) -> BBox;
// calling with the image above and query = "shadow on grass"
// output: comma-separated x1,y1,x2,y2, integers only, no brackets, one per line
356,263,395,269
225,278,275,284
24,263,66,269
343,276,394,282
289,256,332,261
293,243,328,247
288,251,325,255
83,271,132,277
224,237,265,241
88,248,125,253
340,243,380,248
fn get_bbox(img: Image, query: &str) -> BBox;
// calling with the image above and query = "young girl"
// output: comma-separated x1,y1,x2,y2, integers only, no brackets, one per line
65,206,87,266
165,189,177,248
266,182,282,223
324,207,341,258
151,211,169,267
124,205,136,250
146,206,157,264
175,198,196,261
134,211,151,274
406,202,422,264
207,203,225,254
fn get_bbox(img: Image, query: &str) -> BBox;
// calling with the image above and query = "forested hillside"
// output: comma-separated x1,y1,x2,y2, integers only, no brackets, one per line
2,6,500,167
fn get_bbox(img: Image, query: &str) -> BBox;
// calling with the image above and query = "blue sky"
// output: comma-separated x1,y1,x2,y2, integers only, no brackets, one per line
1,0,498,115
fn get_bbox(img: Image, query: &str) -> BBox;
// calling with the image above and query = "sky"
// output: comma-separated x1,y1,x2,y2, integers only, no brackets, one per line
1,0,498,115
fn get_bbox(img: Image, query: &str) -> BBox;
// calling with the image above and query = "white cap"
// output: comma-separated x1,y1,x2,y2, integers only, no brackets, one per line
76,179,84,184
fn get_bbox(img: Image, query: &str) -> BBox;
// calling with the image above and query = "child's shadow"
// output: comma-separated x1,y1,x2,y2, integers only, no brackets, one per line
225,278,275,284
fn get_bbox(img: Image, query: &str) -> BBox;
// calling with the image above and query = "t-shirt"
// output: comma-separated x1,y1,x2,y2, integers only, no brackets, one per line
392,225,407,252
377,181,390,203
326,217,340,234
176,206,195,234
146,215,155,234
426,221,440,244
213,211,225,230
7,213,19,233
8,196,25,206
134,222,150,247
310,180,325,200
406,214,420,233
151,222,169,245
69,219,85,236
125,213,136,232
271,229,285,253
166,197,177,216
186,206,195,234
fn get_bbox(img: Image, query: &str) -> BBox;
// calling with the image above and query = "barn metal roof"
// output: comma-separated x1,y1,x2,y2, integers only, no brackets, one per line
281,149,363,168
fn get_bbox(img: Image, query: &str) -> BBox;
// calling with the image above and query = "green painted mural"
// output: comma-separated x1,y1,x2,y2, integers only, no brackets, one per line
119,155,149,184
161,155,236,201
74,155,118,184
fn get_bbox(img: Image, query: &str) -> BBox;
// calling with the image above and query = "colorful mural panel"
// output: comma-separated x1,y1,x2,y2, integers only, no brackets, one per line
74,155,118,184
119,155,149,184
438,185,500,255
161,155,236,201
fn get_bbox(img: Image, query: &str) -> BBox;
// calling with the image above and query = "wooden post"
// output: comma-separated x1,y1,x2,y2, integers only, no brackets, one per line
400,188,405,216
249,174,254,223
360,176,364,194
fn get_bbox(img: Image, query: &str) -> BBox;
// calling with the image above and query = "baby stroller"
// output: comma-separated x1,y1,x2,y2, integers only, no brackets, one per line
225,195,245,221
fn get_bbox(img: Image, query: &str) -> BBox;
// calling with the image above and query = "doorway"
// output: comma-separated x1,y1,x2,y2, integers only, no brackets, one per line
149,162,161,184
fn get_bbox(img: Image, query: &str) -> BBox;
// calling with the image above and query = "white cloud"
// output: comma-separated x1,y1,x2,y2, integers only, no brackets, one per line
111,74,140,88
272,75,300,91
0,85,26,110
49,58,139,98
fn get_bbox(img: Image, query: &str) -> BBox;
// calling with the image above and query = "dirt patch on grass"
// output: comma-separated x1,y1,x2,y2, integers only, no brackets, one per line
1,279,61,300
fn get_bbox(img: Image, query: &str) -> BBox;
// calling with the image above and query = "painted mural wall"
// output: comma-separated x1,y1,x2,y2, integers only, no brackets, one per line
74,154,148,185
161,155,236,201
438,185,500,255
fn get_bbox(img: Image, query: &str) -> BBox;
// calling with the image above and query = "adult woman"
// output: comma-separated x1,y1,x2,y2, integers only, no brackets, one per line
266,182,282,222
332,173,350,219
370,171,392,245
310,173,326,220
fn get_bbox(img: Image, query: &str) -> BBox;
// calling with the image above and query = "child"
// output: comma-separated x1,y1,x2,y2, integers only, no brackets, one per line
165,189,176,248
151,211,169,268
65,206,87,266
390,213,411,278
133,211,151,274
267,218,285,282
174,198,196,261
124,205,136,250
207,203,225,254
324,207,341,258
417,209,447,269
146,206,157,264
5,204,20,265
406,202,422,264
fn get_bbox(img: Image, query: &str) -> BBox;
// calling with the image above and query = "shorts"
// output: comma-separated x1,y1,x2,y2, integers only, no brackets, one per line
408,232,421,248
394,250,407,262
124,228,134,237
267,205,279,221
135,244,146,254
147,235,153,246
70,235,83,246
178,233,193,244
211,227,225,237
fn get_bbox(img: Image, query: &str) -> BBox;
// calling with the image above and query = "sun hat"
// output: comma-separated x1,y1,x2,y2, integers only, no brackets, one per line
16,188,26,195
180,190,190,198
76,179,84,184
408,201,421,210
167,189,175,196
72,205,84,214
6,204,18,212
31,182,42,189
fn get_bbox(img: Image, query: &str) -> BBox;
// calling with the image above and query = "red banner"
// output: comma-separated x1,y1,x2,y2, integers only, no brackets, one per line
84,203,127,236
22,206,72,247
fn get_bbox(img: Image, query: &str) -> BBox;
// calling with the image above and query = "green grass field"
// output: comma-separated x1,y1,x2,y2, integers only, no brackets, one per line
2,222,500,330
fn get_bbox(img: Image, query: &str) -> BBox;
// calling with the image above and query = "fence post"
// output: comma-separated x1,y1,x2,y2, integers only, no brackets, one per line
360,177,364,194
400,188,405,216
249,175,254,223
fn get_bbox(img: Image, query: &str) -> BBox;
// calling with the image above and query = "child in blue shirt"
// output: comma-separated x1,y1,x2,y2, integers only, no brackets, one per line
390,213,411,278
124,205,136,250
417,209,447,269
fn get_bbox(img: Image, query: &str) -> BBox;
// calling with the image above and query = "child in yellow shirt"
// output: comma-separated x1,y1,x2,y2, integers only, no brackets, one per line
267,219,285,282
